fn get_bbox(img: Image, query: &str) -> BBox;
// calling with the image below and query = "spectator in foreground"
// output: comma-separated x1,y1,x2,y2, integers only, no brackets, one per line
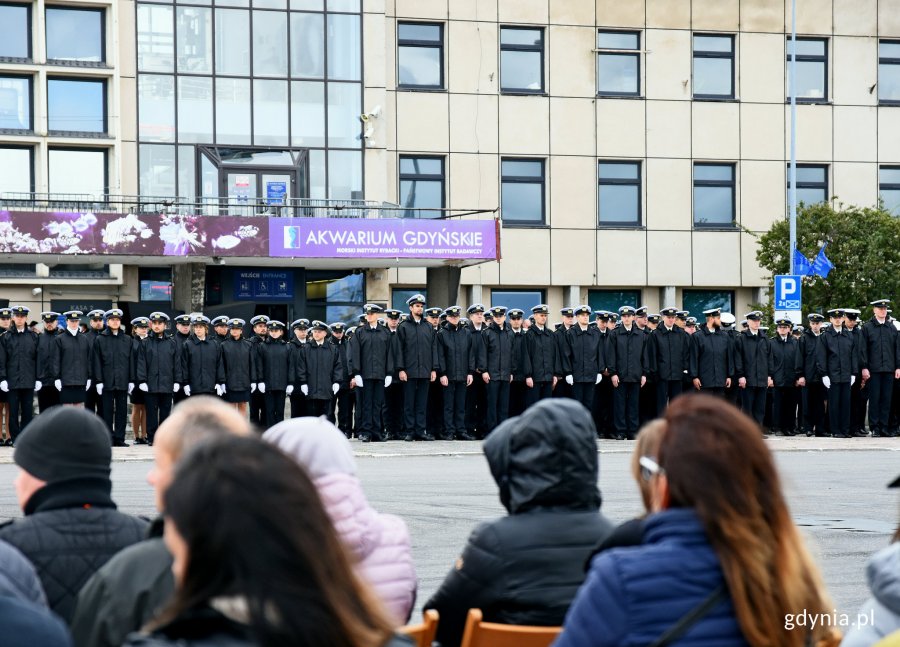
263,416,416,624
0,406,148,623
71,396,253,647
425,398,615,647
554,394,841,647
0,538,49,606
123,436,403,647
0,596,73,647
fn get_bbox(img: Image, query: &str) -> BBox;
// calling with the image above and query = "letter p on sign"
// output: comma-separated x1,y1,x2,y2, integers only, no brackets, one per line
775,275,801,311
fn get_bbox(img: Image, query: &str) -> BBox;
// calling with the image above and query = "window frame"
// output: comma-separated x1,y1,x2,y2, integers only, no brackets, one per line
499,25,545,95
398,154,445,218
880,165,900,215
787,163,829,206
879,40,900,106
500,157,546,226
0,3,32,61
489,289,546,312
588,289,641,313
596,30,641,98
47,76,108,135
391,288,428,311
45,5,106,65
0,74,34,132
786,36,828,104
693,162,736,229
692,33,735,100
47,146,109,198
682,289,735,317
0,145,34,194
598,160,642,228
397,21,444,91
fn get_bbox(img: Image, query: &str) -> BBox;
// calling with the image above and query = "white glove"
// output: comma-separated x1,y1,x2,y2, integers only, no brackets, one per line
96,383,103,395
128,383,134,394
0,381,7,393
215,384,224,396
355,375,363,388
332,383,339,395
220,384,226,394
251,383,257,393
173,383,180,393
565,375,574,386
286,385,294,396
822,376,831,389
300,385,308,396
851,375,856,386
385,376,393,388
34,381,41,391
183,385,191,396
55,379,62,391
86,379,92,391
259,383,266,393
595,373,603,384
139,382,149,392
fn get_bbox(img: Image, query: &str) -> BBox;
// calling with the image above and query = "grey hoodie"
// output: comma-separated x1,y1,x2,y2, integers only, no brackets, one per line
842,543,900,647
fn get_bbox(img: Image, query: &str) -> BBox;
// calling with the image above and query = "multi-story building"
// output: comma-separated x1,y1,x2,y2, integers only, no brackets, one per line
1,0,899,321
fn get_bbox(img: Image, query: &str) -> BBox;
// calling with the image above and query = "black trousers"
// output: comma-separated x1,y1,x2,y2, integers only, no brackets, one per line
384,382,404,437
639,378,657,423
572,382,595,413
250,391,266,428
802,382,828,435
485,379,510,433
403,378,429,438
145,392,173,442
850,375,867,433
828,382,851,436
656,380,683,415
427,380,444,435
465,377,487,437
525,381,553,408
85,385,102,419
37,384,60,413
443,381,467,437
868,372,894,434
701,386,725,397
264,390,286,426
741,386,767,427
289,391,307,418
307,398,329,418
332,387,354,434
358,382,385,440
554,379,573,399
8,388,34,440
594,378,614,437
509,381,527,417
772,386,798,433
101,389,128,442
614,382,640,437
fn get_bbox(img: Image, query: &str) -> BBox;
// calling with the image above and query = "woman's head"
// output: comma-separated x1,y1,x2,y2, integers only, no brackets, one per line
657,395,839,647
630,419,666,512
157,435,392,647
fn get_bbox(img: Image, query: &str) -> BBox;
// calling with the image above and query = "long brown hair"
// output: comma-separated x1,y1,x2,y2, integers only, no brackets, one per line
630,419,666,512
151,435,395,647
660,395,840,647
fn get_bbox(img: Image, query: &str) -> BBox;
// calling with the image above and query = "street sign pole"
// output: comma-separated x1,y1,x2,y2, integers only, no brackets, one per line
789,0,798,276
775,275,803,324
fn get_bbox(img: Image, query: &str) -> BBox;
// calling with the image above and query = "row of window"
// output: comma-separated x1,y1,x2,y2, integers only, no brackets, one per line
398,22,900,104
0,146,107,197
0,76,107,134
399,154,900,225
0,4,105,63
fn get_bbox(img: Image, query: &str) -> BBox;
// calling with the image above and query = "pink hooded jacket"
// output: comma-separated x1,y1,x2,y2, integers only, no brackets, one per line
263,417,417,624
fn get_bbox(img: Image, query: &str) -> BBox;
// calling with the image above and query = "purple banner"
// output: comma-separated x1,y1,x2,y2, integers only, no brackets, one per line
269,217,498,260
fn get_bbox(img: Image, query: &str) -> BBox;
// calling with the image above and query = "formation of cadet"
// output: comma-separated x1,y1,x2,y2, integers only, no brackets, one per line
0,297,897,445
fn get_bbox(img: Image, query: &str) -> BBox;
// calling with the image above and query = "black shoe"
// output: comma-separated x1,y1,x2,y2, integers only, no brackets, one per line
419,433,436,441
134,437,147,445
614,434,624,440
456,432,476,441
3,438,12,447
113,440,130,447
359,433,371,443
440,433,454,441
403,433,415,442
147,441,153,447
853,430,869,437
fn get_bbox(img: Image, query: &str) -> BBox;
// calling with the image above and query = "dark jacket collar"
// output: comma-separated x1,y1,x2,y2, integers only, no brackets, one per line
643,508,709,546
24,477,116,516
151,606,252,643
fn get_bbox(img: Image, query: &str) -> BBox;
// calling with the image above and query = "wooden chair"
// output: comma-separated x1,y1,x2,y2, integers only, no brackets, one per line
398,609,439,647
460,608,562,647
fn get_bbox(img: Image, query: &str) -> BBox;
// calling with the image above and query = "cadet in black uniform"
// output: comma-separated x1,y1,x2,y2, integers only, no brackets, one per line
554,307,575,399
635,306,657,423
817,308,859,438
171,314,192,407
770,317,803,436
844,309,866,436
297,321,343,418
464,304,488,437
84,309,105,418
482,306,514,433
507,309,528,417
36,311,61,414
734,311,773,429
607,305,648,440
436,306,474,440
800,313,827,437
248,314,270,426
92,308,132,446
211,316,229,344
52,311,93,408
349,304,394,442
288,318,309,418
395,295,436,441
648,306,690,414
860,299,900,437
221,318,253,417
382,310,404,440
562,305,604,413
690,308,734,397
256,320,293,427
328,322,354,436
592,310,615,437
522,304,558,408
424,306,445,437
0,308,9,443
130,317,150,444
136,312,182,445
181,315,225,398
0,305,39,444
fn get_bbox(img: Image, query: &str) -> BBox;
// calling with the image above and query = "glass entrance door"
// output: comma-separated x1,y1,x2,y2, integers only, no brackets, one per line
261,173,291,214
227,172,258,216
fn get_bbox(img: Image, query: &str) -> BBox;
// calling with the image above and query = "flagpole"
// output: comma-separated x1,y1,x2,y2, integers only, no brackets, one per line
789,0,798,275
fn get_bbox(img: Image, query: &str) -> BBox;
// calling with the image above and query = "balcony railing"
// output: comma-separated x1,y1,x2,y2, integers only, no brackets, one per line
0,193,496,220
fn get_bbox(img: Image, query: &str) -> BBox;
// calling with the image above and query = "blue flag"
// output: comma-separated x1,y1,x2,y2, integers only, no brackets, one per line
812,245,834,278
793,249,813,276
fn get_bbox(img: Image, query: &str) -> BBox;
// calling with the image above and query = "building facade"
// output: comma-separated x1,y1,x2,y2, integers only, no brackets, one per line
1,0,900,320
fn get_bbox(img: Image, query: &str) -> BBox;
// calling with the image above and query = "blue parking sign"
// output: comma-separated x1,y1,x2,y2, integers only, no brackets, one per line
775,275,802,310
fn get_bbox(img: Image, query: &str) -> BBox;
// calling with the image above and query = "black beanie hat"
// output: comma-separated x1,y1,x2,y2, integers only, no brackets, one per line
14,407,112,483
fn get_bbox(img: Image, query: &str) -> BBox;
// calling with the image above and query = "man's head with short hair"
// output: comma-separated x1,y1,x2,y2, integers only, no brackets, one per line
146,396,253,512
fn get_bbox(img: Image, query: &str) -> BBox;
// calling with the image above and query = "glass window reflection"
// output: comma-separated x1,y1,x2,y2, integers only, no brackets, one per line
215,78,251,144
177,76,213,143
138,74,175,142
253,80,289,145
0,147,32,194
138,4,174,72
48,78,105,133
253,11,288,77
48,149,106,197
139,144,177,196
290,13,324,78
46,8,104,62
216,9,250,76
0,4,30,59
291,81,325,147
328,150,362,199
327,82,361,148
0,76,31,130
177,7,212,73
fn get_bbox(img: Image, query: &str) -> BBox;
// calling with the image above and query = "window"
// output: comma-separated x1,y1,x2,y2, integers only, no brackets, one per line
177,7,213,74
588,290,640,314
327,82,361,147
252,10,288,77
490,290,544,313
47,78,106,134
786,37,827,102
46,7,104,63
291,81,325,146
501,159,545,224
693,163,735,227
327,14,361,81
48,148,107,197
397,22,443,89
0,76,32,131
0,4,30,59
290,12,324,78
879,41,900,105
137,4,173,73
140,268,173,303
693,34,734,99
327,150,362,199
392,288,427,311
598,161,641,226
787,164,828,205
0,147,33,193
596,31,640,97
500,27,544,93
215,78,251,145
49,263,110,279
215,9,250,76
138,74,175,143
881,167,900,215
139,144,176,197
399,156,444,218
306,271,366,325
177,76,213,143
0,264,36,278
682,290,734,317
253,80,289,145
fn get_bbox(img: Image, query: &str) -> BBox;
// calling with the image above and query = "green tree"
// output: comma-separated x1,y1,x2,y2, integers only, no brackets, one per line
754,202,900,318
